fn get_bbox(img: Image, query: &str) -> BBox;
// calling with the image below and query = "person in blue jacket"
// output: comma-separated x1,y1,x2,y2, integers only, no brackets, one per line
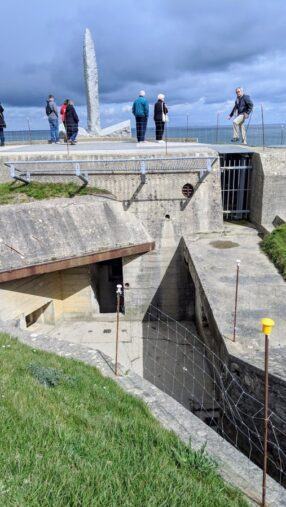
132,90,149,143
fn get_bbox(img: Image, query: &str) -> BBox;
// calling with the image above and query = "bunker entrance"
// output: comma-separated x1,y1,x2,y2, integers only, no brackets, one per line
220,154,252,220
90,258,124,313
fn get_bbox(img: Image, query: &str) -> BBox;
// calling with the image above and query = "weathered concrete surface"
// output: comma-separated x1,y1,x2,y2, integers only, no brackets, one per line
0,196,152,274
83,28,101,134
183,222,286,380
251,148,286,231
0,321,285,506
0,141,218,183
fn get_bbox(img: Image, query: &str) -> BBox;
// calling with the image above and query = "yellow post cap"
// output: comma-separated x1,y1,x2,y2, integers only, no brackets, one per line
261,318,275,335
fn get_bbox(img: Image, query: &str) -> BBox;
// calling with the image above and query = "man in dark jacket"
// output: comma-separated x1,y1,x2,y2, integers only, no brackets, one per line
0,103,6,146
228,88,253,144
154,94,168,142
132,91,149,143
65,100,79,145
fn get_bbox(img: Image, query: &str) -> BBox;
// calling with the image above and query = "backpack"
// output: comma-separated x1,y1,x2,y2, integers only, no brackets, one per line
46,102,57,117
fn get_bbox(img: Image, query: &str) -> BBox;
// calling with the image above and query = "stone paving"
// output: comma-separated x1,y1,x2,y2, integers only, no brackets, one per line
0,320,285,506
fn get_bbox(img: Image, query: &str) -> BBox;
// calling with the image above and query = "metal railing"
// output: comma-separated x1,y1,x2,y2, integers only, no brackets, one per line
5,156,218,185
2,122,286,147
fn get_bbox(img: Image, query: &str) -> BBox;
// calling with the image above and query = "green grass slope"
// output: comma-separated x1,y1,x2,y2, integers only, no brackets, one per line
261,224,286,279
0,334,247,506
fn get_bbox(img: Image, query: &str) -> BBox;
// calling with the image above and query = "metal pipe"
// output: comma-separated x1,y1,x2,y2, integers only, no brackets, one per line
261,104,265,149
262,332,269,507
216,112,220,143
115,284,122,376
27,118,32,145
233,260,240,342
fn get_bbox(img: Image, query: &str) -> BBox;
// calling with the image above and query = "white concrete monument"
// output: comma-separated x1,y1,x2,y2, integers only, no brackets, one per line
83,28,131,138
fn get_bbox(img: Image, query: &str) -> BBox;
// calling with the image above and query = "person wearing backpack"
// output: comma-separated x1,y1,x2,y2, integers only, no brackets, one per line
46,95,59,144
0,103,6,147
154,94,168,142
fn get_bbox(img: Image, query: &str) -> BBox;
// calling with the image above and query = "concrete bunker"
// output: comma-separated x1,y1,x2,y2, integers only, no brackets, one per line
0,197,154,330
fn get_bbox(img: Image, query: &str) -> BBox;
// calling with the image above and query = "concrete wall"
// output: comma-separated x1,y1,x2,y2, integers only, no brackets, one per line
0,266,97,326
250,150,286,231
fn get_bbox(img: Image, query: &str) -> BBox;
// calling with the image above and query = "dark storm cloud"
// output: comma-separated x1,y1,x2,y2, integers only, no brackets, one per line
0,0,286,118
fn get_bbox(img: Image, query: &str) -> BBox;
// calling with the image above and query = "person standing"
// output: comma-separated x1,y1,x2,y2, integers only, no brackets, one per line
65,100,79,145
46,94,60,144
60,99,69,141
154,94,168,142
132,90,149,143
228,87,253,145
0,103,6,146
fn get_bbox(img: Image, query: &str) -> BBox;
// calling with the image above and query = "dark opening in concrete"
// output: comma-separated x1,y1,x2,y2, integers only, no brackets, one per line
25,301,54,327
90,258,124,313
182,183,194,198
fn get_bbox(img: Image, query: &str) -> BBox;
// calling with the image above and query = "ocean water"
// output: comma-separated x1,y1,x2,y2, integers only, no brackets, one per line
3,124,286,147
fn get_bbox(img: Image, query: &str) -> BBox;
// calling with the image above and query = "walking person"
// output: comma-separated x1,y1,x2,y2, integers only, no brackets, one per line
46,94,60,144
60,99,69,141
154,94,168,143
0,103,6,147
65,100,79,145
132,90,149,143
228,87,253,145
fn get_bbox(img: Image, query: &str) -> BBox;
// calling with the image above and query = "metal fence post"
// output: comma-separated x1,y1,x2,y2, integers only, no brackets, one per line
216,112,220,143
261,104,265,149
115,284,122,376
140,160,146,183
233,260,240,342
261,318,274,507
27,118,32,144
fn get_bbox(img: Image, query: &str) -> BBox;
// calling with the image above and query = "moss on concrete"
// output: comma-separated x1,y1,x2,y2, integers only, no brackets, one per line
0,182,108,205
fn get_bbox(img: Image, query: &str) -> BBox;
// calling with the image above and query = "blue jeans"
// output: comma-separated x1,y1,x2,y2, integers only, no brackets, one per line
48,117,59,142
0,128,4,145
136,116,148,142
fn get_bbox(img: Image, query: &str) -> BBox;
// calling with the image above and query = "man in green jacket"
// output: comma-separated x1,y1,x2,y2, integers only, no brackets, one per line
132,90,149,143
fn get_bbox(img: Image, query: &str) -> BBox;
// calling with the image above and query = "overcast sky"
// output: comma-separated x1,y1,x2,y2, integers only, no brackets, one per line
1,0,286,129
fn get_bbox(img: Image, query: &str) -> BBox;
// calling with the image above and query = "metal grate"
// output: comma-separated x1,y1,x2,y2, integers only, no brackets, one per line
220,154,252,220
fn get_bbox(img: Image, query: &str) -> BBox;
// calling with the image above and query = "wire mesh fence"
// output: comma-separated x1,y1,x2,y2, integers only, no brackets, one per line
142,304,286,488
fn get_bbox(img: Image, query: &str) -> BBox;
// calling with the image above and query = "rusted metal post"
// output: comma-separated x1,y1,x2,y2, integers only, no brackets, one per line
233,259,240,342
260,318,274,507
216,112,220,143
115,284,122,376
261,104,265,150
262,332,269,507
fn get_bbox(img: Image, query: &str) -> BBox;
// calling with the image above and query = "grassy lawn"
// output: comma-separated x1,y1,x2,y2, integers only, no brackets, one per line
0,333,247,506
0,182,108,205
261,224,286,279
